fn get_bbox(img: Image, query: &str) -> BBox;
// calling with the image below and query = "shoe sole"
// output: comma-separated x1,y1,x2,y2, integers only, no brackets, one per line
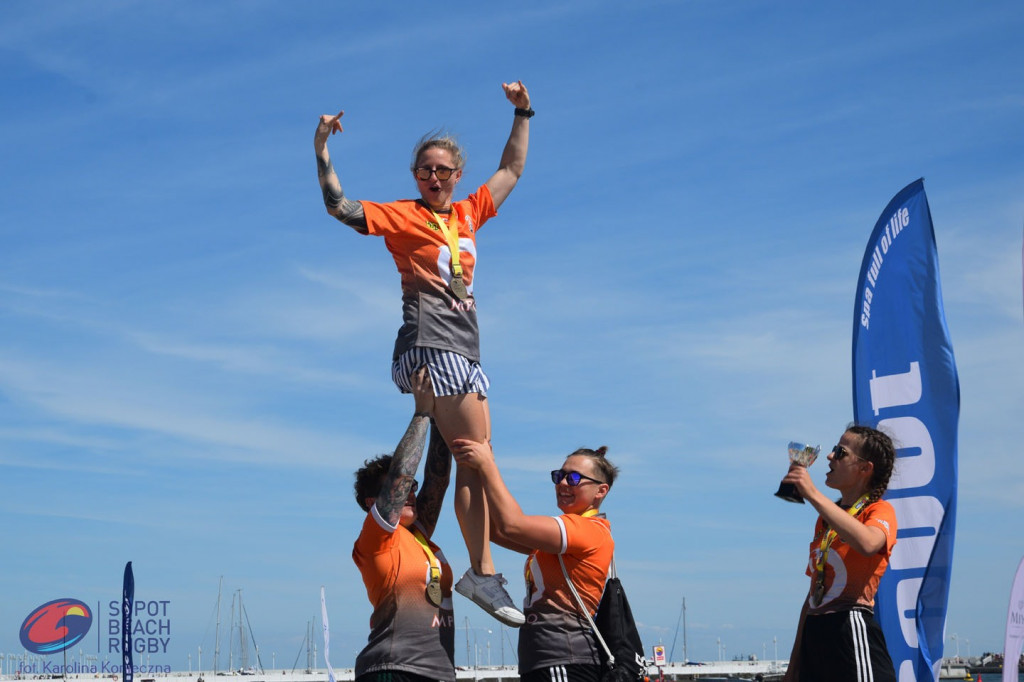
454,582,525,627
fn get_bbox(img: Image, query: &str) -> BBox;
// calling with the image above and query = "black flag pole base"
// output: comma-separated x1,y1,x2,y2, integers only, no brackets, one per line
775,482,805,503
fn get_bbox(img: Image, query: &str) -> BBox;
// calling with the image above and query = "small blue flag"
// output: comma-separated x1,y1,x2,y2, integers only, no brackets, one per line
122,562,135,682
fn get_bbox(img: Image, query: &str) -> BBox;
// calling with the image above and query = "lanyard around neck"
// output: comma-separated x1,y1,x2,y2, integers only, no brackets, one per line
429,207,463,280
814,494,871,576
412,527,441,583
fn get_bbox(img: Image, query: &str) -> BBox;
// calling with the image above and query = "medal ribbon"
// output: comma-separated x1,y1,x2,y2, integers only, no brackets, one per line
429,208,464,283
813,494,871,600
412,527,442,586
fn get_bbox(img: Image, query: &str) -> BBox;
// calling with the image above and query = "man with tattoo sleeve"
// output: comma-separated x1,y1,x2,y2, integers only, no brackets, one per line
352,368,457,682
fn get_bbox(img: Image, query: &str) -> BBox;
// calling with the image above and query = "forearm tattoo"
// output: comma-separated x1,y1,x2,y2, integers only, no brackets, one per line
416,424,453,536
316,154,367,230
376,415,430,525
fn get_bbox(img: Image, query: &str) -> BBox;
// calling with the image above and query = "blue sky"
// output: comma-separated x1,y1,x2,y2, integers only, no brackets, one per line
2,0,1023,672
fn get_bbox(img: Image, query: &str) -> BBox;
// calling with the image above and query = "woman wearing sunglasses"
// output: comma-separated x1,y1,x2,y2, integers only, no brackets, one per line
314,81,532,627
780,425,898,682
452,439,618,682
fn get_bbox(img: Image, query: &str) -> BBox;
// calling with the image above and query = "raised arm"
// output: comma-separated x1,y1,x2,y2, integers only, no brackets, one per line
375,368,434,525
415,422,452,538
451,438,563,554
484,81,531,210
314,110,368,233
782,465,887,555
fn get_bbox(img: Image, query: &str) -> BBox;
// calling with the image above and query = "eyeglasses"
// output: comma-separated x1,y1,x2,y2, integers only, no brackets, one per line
414,166,456,181
550,469,606,487
831,445,863,462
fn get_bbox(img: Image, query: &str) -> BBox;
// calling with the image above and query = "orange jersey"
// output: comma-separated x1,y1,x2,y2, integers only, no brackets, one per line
519,514,614,673
805,499,898,614
352,508,455,681
361,186,497,362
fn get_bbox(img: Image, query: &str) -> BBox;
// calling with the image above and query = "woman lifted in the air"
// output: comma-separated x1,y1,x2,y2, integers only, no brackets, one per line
314,80,534,627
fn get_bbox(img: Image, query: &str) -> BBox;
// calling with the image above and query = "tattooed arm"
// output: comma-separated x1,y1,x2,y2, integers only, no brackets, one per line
314,111,368,233
374,368,434,526
415,423,452,538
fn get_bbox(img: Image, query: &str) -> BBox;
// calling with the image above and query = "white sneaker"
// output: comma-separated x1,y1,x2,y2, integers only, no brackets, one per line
454,569,525,627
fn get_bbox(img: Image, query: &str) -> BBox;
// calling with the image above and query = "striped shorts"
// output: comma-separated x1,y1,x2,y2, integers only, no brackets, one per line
799,608,896,682
392,347,490,397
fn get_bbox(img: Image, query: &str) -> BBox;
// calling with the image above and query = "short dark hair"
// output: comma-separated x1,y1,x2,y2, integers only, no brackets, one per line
569,446,619,488
353,455,392,512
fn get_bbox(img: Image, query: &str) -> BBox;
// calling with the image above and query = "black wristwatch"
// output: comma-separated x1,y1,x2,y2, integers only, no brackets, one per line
514,107,535,118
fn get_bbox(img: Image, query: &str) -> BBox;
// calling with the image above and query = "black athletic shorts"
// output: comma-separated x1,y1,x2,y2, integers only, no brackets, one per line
521,663,603,682
356,671,450,682
799,608,897,682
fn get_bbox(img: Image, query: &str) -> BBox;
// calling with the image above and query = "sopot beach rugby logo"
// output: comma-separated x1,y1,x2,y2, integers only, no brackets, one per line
20,598,94,654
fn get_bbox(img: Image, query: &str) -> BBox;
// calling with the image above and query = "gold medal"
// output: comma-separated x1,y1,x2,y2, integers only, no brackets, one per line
450,275,469,300
812,580,825,607
429,207,469,301
412,527,443,607
426,577,443,606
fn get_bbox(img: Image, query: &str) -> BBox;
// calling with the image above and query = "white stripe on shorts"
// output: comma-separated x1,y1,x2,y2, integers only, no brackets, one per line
392,347,490,397
850,608,873,682
547,666,568,682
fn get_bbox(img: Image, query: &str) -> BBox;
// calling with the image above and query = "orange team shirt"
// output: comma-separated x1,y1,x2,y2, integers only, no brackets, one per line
360,185,497,362
352,507,456,681
518,513,614,674
804,498,898,614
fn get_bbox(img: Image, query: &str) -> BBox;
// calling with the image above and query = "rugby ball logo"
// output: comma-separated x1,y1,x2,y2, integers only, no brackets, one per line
19,598,93,654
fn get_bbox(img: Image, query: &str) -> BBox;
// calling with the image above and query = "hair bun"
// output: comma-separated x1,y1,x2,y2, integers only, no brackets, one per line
594,446,608,457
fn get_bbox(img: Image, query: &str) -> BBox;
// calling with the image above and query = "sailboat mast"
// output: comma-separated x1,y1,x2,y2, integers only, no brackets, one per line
238,590,248,670
214,577,223,676
668,597,687,663
682,597,688,663
306,621,313,673
228,592,236,672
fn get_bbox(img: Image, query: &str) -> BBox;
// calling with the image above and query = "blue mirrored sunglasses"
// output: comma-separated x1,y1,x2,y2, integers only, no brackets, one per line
550,469,605,487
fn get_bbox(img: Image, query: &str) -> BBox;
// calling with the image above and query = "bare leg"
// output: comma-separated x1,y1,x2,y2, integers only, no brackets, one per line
433,393,493,574
435,392,523,626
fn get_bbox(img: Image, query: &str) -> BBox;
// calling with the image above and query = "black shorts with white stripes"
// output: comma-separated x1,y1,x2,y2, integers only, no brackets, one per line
799,608,896,682
521,664,602,682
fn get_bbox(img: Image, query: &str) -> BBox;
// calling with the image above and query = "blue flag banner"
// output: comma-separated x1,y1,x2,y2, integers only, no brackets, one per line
122,562,135,682
852,179,960,682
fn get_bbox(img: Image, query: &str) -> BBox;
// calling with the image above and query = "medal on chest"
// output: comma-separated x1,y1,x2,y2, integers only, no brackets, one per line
413,527,444,608
426,576,443,607
449,275,469,300
429,207,469,300
811,579,825,607
810,495,871,608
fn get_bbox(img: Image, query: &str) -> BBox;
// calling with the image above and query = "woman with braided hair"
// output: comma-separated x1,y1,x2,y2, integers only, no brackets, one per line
781,425,899,682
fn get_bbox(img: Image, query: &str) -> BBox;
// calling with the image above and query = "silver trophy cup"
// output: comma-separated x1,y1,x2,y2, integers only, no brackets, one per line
775,441,820,503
